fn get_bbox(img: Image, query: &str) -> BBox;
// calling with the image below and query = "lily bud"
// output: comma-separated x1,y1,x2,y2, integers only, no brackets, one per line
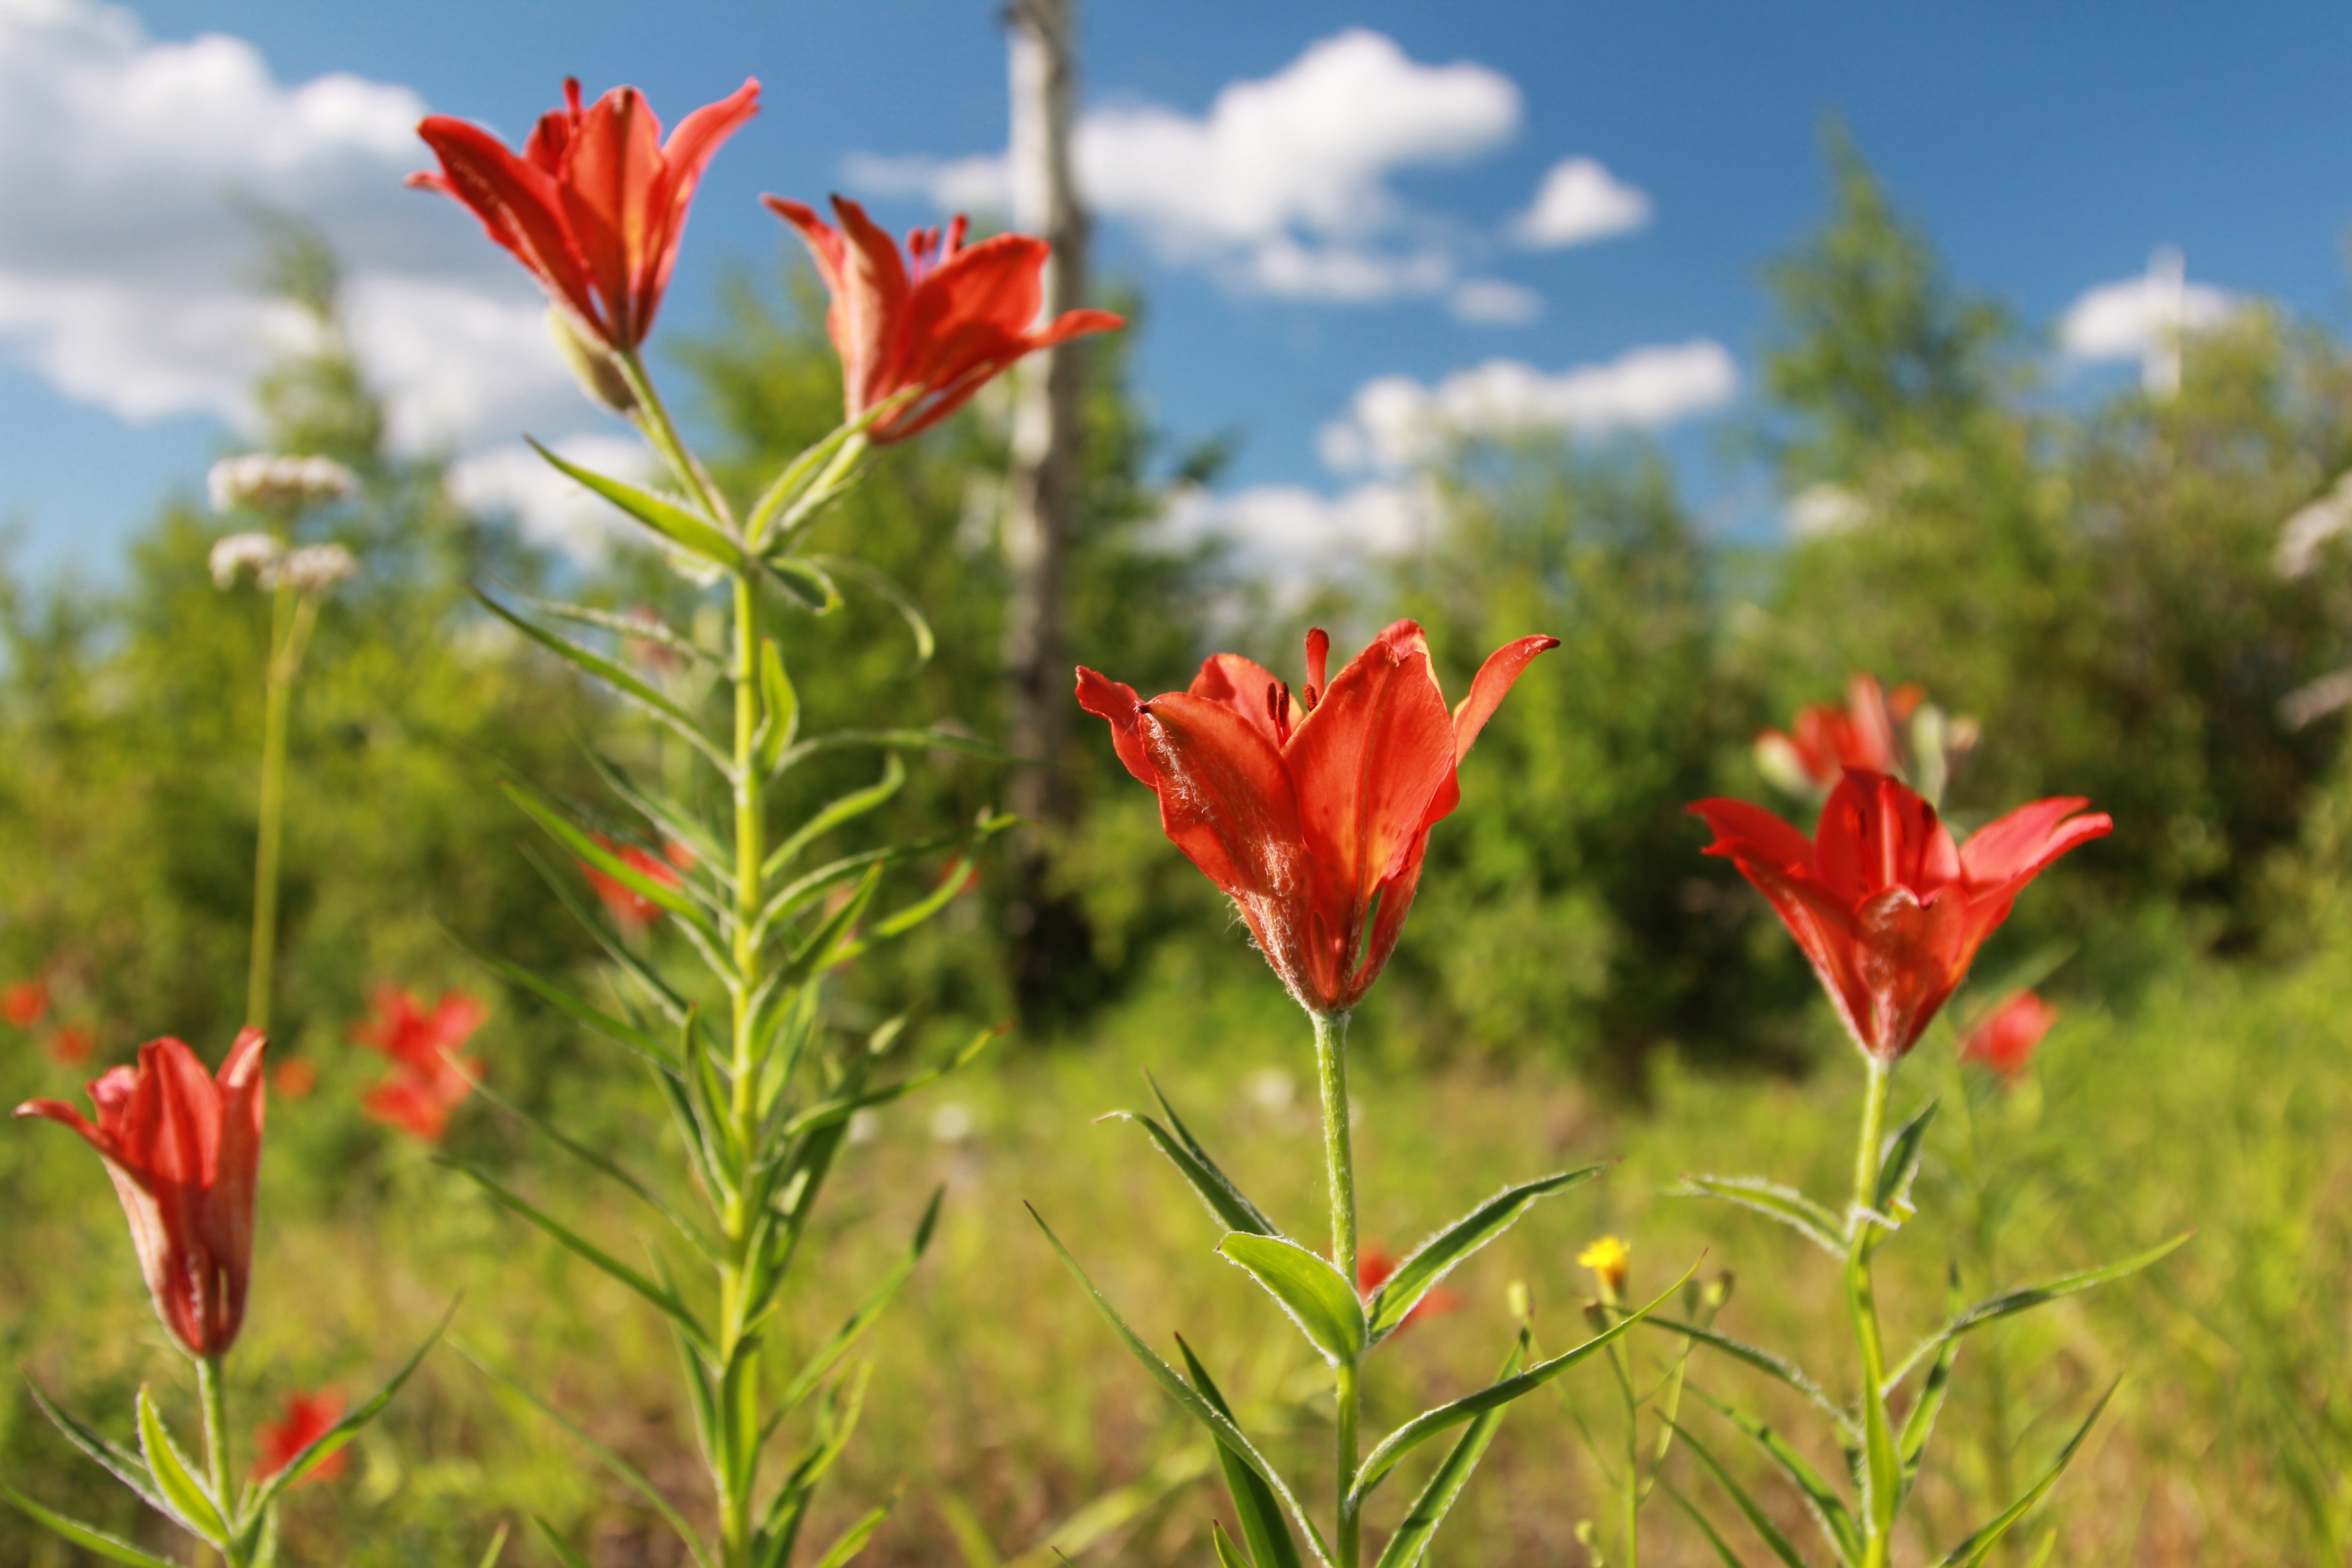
208,454,356,516
546,305,640,415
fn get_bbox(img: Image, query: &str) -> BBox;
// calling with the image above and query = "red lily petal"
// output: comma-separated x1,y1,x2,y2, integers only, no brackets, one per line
559,86,666,348
1288,635,1455,906
414,116,603,338
1075,667,1156,787
1450,636,1560,763
1190,652,1291,748
1813,770,1960,905
1959,797,2111,886
1688,796,1820,877
1133,692,1308,905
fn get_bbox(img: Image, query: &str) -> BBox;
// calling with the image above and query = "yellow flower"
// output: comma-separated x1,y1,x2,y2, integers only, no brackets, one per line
1578,1235,1631,1295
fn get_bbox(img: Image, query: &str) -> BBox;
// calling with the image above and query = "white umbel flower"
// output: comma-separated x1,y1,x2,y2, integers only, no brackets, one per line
277,544,360,595
208,454,357,515
208,532,282,588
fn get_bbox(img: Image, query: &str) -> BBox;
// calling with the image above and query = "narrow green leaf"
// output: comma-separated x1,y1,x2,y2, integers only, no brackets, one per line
1176,1337,1302,1568
757,819,1014,943
501,779,720,941
810,554,935,668
743,397,904,549
516,843,691,1027
1029,1206,1335,1568
1884,1232,2193,1392
474,1521,512,1568
765,554,844,614
451,1162,712,1355
461,1346,715,1568
1219,1233,1367,1365
782,1023,1004,1139
1106,1111,1278,1239
1662,1479,1757,1568
247,1298,459,1513
764,755,906,877
1690,1388,1860,1566
1847,1245,1902,1545
22,1378,163,1514
1366,1166,1607,1342
0,1481,184,1568
519,598,715,670
583,748,728,882
1936,1383,2117,1567
758,638,800,776
1633,1318,1854,1437
1373,1328,1530,1568
533,1516,595,1568
1872,1097,1939,1228
774,1191,943,1414
526,436,740,564
1212,1521,1256,1568
135,1388,226,1544
465,1073,715,1259
1676,1174,1845,1255
441,925,676,1072
1673,1422,1813,1568
475,589,729,771
775,726,1020,774
1900,1266,1966,1484
806,1501,892,1568
1352,1259,1699,1501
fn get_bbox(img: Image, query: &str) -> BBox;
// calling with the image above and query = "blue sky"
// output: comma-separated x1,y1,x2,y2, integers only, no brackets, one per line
4,0,2352,580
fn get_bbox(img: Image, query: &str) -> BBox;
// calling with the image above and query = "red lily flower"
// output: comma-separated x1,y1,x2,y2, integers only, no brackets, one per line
15,1030,266,1357
1756,674,1905,792
1077,621,1556,1015
1961,990,2058,1081
255,1389,347,1484
353,986,486,1143
764,194,1125,443
1358,1244,1459,1332
412,77,760,352
3,978,48,1029
583,837,696,932
1689,772,2109,1062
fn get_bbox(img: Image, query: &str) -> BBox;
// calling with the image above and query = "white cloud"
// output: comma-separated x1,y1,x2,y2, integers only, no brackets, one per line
847,29,1521,304
0,0,579,446
1162,478,1436,585
1318,340,1738,474
446,436,656,567
2058,250,2237,363
1513,157,1651,249
1448,278,1544,325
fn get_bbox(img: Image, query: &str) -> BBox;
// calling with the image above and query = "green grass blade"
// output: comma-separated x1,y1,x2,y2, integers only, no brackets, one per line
1884,1232,2193,1391
1105,1110,1279,1239
1673,1421,1814,1568
450,1161,712,1356
1630,1318,1854,1437
461,1345,714,1568
465,1073,715,1259
134,1387,226,1544
1219,1233,1367,1365
1212,1520,1256,1568
1373,1328,1529,1568
1176,1336,1303,1568
1900,1266,1967,1486
473,1521,512,1568
532,1516,595,1568
524,436,740,564
1365,1166,1608,1342
1661,1479,1752,1568
1690,1388,1859,1565
1028,1205,1336,1568
0,1480,184,1568
1353,1258,1698,1501
806,1500,892,1568
1676,1175,1846,1255
1936,1382,2118,1567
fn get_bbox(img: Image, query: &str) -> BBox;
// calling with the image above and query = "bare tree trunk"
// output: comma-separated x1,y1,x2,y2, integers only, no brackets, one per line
1001,0,1095,1021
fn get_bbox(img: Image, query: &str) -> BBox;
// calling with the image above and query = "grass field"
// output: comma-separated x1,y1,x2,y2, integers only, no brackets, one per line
4,908,2348,1568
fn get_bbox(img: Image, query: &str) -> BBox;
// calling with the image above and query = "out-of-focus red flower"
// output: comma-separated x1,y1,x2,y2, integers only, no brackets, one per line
272,1058,318,1101
1357,1244,1459,1332
765,194,1124,444
3,979,49,1029
353,986,486,1142
1756,674,1901,792
1689,772,2109,1063
1961,990,2058,1081
255,1389,346,1484
44,1025,93,1067
412,77,760,352
1079,622,1555,1015
15,1030,266,1356
584,837,696,932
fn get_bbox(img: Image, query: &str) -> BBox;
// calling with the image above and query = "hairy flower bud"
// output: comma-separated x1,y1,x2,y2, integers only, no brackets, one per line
208,454,357,516
547,306,640,414
209,531,284,588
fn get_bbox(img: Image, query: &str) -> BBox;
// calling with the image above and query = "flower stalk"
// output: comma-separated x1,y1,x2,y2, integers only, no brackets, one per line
1312,1009,1362,1566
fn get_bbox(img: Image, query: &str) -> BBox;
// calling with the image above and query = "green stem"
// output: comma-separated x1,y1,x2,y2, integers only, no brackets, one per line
716,565,764,1568
1849,1055,1895,1568
196,1355,244,1568
1312,1009,1361,1568
245,583,318,1034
